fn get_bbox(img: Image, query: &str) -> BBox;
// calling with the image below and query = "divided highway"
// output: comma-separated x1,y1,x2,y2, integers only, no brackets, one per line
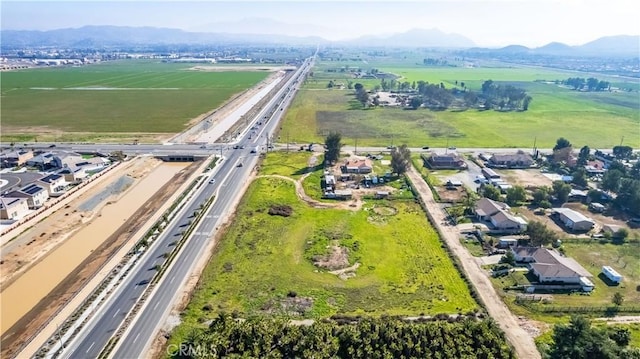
59,57,313,358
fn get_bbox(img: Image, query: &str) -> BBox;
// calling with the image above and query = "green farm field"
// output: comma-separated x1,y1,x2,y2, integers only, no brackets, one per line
170,151,477,343
285,62,639,148
0,60,269,141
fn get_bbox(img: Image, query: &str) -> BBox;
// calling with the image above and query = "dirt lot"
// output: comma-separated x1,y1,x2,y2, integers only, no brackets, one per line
0,159,200,358
435,185,468,203
497,169,553,189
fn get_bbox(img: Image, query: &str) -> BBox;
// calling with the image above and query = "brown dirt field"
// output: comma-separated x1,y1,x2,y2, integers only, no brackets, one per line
0,126,168,144
0,160,201,359
0,158,158,291
435,186,467,203
498,169,553,189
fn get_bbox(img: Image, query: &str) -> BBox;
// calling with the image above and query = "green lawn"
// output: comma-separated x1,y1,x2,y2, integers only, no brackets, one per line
285,62,639,148
1,60,268,140
170,151,477,344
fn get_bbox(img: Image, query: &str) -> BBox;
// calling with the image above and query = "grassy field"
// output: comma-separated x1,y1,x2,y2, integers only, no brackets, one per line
170,151,477,343
285,62,639,148
1,60,268,141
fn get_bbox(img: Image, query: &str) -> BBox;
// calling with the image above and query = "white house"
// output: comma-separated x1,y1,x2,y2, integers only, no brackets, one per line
490,211,528,232
553,208,595,231
6,183,49,209
37,173,67,196
0,196,30,220
512,247,594,291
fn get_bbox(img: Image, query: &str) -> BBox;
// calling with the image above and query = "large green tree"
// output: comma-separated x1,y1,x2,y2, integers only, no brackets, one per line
505,185,526,206
552,180,572,204
553,137,572,151
525,220,558,246
390,144,411,175
324,131,342,165
548,316,640,359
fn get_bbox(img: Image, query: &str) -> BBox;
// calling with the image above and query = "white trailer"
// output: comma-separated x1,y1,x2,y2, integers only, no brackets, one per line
602,266,622,284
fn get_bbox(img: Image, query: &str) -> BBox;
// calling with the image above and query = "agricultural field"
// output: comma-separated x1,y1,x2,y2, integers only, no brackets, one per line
0,60,269,142
285,59,639,148
170,151,477,344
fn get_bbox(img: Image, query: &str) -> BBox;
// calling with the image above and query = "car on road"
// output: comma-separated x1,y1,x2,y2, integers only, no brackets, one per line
200,145,207,149
448,146,457,150
232,145,240,149
422,146,430,150
209,179,216,184
386,145,396,149
237,163,243,167
48,144,56,148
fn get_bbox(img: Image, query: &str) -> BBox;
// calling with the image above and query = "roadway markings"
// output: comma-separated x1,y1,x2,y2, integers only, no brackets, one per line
153,301,160,311
133,333,141,343
112,308,120,318
170,276,175,284
86,341,95,353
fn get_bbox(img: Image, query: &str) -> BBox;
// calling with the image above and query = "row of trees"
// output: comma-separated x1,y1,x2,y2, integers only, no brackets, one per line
480,80,532,111
562,77,611,91
173,314,514,358
543,315,639,358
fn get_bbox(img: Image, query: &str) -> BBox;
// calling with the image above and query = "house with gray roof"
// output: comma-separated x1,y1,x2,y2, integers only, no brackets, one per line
475,198,527,233
488,151,534,168
512,247,594,291
426,152,467,169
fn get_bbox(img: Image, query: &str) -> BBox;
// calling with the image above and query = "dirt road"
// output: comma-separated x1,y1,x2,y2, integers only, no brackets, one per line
405,166,541,359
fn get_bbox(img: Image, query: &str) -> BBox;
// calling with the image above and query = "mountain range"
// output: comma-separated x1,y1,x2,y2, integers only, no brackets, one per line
1,24,638,56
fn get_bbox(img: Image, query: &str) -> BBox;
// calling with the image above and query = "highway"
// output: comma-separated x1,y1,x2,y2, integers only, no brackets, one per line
59,57,313,359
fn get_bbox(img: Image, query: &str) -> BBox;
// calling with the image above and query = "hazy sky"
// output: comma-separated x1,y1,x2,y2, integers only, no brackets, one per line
2,0,639,47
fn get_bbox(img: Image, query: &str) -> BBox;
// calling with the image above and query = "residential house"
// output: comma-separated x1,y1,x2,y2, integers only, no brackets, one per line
488,151,534,168
553,208,595,231
37,173,67,196
5,183,49,209
0,196,30,220
475,198,509,221
0,150,33,168
341,158,373,174
511,247,594,292
490,211,528,232
53,151,85,169
585,160,605,175
427,153,467,169
57,166,86,183
26,152,56,169
497,238,519,248
475,198,527,233
512,246,594,291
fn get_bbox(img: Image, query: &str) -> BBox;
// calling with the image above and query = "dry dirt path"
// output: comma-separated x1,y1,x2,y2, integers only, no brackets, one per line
405,165,541,359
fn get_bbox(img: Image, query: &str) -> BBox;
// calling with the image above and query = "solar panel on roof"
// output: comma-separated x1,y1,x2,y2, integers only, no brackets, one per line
21,184,43,195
